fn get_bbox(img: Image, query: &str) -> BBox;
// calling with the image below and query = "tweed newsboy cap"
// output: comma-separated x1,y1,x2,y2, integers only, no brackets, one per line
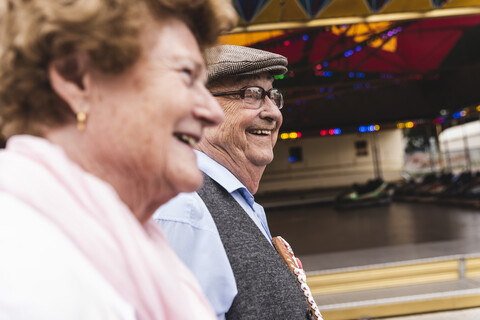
205,45,288,83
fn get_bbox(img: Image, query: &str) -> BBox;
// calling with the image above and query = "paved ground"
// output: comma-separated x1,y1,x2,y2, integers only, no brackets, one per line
379,307,480,319
266,202,480,257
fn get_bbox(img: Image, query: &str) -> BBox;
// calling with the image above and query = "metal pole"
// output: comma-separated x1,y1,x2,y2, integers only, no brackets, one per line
371,132,382,179
435,124,445,171
462,126,472,171
426,125,435,172
444,140,452,172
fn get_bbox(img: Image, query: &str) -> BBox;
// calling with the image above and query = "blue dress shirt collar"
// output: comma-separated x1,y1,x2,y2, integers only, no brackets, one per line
195,150,254,203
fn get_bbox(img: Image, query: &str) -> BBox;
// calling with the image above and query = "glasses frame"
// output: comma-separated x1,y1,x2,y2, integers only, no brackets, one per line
211,85,283,110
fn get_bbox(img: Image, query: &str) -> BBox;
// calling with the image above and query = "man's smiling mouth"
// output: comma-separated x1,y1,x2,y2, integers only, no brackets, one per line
249,129,272,136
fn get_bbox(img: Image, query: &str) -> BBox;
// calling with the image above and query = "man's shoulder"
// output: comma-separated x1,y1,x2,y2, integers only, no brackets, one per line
153,191,218,232
152,189,237,320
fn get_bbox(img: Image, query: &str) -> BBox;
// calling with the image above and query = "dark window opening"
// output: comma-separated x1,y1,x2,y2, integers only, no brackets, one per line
355,140,368,156
289,146,303,162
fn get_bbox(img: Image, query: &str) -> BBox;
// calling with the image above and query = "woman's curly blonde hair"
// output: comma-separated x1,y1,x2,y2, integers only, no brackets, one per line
0,0,237,138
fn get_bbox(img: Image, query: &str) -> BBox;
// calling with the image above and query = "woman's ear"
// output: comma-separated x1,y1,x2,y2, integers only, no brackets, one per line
48,52,92,115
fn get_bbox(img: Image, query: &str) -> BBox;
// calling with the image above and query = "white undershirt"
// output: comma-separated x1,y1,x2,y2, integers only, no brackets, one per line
0,192,136,320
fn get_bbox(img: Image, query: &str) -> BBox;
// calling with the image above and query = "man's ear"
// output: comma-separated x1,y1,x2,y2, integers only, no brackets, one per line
48,52,92,115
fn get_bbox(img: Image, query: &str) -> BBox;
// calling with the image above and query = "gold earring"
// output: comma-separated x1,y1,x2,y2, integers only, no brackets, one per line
77,111,87,132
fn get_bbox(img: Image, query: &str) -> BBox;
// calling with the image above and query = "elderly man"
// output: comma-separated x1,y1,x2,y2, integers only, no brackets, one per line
154,45,317,320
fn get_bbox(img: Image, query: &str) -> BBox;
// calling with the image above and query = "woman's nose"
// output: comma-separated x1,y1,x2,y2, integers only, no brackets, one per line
194,87,224,127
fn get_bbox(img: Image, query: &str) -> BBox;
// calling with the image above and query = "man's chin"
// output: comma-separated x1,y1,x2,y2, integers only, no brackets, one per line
249,154,274,167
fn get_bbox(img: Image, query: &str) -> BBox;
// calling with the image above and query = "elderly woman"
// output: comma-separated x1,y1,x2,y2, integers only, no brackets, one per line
0,0,235,319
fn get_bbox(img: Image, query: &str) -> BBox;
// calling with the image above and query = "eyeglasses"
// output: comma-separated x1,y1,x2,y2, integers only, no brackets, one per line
211,86,283,110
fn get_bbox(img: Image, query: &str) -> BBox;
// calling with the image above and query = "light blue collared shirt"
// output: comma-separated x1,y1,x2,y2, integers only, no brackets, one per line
153,151,272,320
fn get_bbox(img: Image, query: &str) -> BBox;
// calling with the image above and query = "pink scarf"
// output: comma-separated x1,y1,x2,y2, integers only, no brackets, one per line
0,135,216,320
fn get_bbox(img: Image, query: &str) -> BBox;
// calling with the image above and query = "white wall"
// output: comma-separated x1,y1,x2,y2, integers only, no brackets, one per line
438,120,480,171
258,129,404,193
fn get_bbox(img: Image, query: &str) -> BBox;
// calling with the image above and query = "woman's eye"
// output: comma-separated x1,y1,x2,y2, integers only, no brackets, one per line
180,68,195,85
182,68,193,76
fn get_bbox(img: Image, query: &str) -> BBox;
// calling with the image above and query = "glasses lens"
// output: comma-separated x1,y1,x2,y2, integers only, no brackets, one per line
242,87,263,108
270,89,283,109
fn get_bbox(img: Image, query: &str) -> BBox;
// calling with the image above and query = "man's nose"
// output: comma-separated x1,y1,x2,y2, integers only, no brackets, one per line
260,96,282,122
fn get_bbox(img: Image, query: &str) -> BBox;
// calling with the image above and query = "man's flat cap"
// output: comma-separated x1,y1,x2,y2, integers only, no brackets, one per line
205,45,288,83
